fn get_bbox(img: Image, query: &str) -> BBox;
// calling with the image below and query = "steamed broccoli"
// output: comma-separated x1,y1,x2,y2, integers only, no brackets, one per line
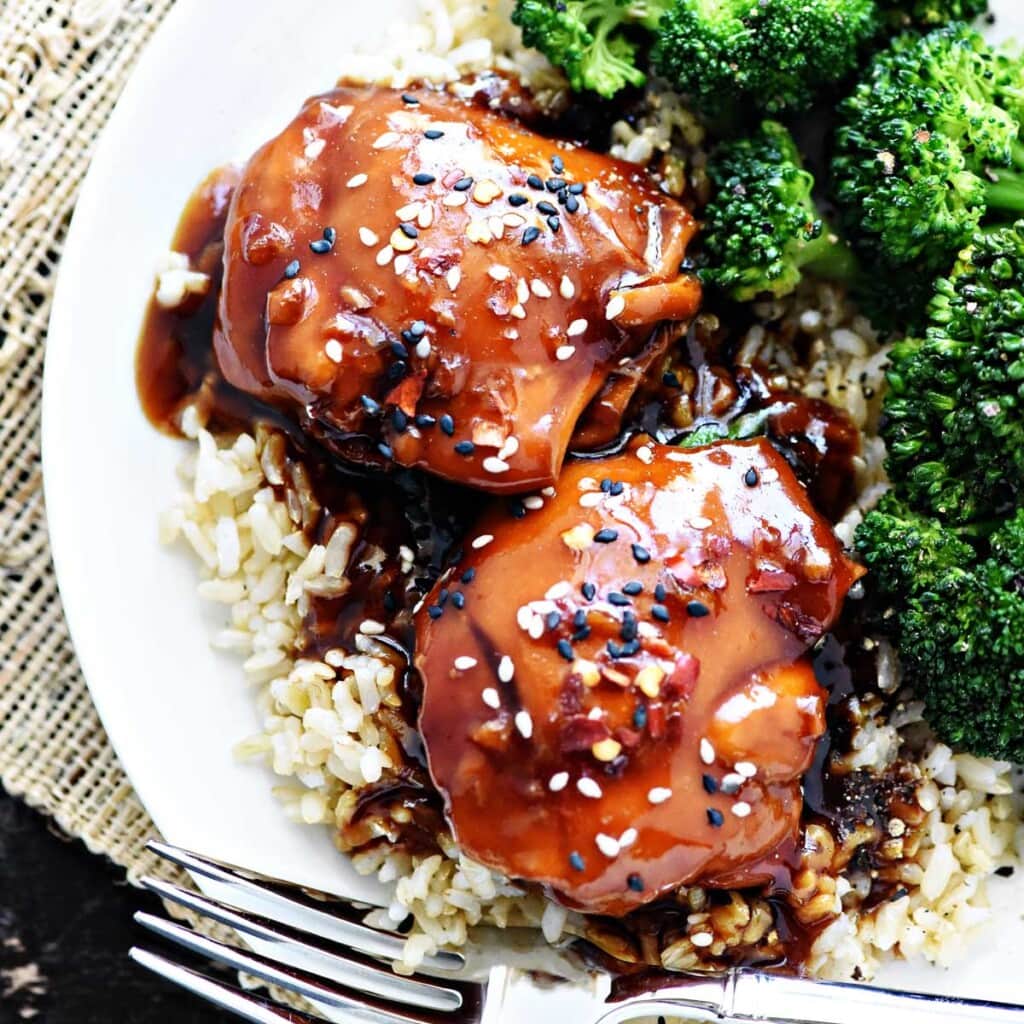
855,493,1024,762
880,222,1024,523
701,121,858,301
878,0,988,29
832,25,1024,277
511,0,667,98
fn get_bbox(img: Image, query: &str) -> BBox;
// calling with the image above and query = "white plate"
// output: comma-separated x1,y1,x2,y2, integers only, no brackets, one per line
42,0,1024,1009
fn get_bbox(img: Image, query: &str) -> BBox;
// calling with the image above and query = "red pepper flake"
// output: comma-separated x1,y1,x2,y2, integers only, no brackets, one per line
560,716,611,753
646,702,666,740
748,569,798,593
663,652,700,700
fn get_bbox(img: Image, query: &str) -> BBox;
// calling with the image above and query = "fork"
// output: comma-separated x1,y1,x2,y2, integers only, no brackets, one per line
131,840,1024,1024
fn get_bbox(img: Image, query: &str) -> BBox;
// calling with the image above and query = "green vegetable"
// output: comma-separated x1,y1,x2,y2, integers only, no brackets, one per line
855,492,1024,762
832,25,1024,278
701,121,858,301
511,0,668,98
654,0,881,115
881,222,1024,523
878,0,988,29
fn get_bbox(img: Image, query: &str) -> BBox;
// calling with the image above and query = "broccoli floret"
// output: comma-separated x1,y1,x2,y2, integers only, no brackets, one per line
880,222,1024,522
878,0,988,29
653,0,881,116
511,0,667,98
855,493,1024,761
701,121,858,301
832,25,1024,277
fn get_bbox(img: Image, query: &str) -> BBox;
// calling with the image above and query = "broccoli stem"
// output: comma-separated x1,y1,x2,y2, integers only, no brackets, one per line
985,169,1024,216
798,226,861,283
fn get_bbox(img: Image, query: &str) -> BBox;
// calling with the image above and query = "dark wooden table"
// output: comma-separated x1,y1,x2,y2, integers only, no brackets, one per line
0,790,232,1023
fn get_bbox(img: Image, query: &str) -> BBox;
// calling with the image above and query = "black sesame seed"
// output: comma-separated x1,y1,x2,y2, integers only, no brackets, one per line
527,174,545,190
551,154,565,174
452,592,465,609
424,129,444,140
607,640,624,658
687,600,710,618
600,478,612,493
399,222,419,239
401,92,420,105
454,440,475,455
557,638,574,661
401,329,416,344
620,619,637,642
428,605,443,619
568,182,585,195
702,774,718,795
655,583,666,602
283,259,300,279
461,568,476,584
412,172,435,185
537,201,557,216
383,591,397,613
621,639,641,656
627,873,644,892
454,176,474,191
623,581,643,596
573,609,587,628
547,215,561,233
546,177,566,192
409,320,427,337
609,481,624,496
440,414,455,436
608,592,630,607
415,413,436,428
385,361,408,383
707,808,724,828
377,443,394,459
662,371,682,388
594,528,619,544
438,589,449,606
651,604,670,623
360,394,381,414
745,467,760,487
508,500,526,519
545,610,561,631
557,190,568,206
522,226,541,245
582,581,596,601
390,341,409,359
323,227,337,244
569,851,585,871
631,544,650,564
565,195,580,214
508,193,529,207
633,705,648,729
573,626,592,644
392,409,408,432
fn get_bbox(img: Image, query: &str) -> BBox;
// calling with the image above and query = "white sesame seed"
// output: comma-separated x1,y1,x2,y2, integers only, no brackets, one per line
375,245,394,267
472,534,494,549
488,216,506,239
647,787,672,805
531,279,552,298
721,773,744,792
373,131,400,149
618,827,638,849
516,278,530,305
514,710,534,739
396,202,420,221
482,687,501,709
359,227,379,247
528,616,544,639
498,436,519,460
605,294,626,320
732,801,752,818
541,487,556,497
555,345,576,361
579,492,603,508
545,580,572,600
408,339,428,361
735,761,757,778
577,777,603,799
761,468,780,483
516,606,533,631
418,204,434,229
466,220,493,245
595,833,620,858
359,618,385,635
498,655,514,682
560,275,575,299
523,495,544,510
347,173,368,188
324,340,343,364
690,516,713,529
502,213,525,228
510,304,527,320
700,738,716,765
691,932,714,948
390,228,416,253
304,137,326,160
444,268,462,294
483,456,510,474
587,706,604,720
549,771,569,792
488,264,510,281
454,656,478,671
393,254,412,275
505,329,520,341
567,318,588,337
636,445,654,465
443,191,468,208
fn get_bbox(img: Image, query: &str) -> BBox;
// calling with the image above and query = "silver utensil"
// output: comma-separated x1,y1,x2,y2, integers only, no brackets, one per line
131,840,1024,1023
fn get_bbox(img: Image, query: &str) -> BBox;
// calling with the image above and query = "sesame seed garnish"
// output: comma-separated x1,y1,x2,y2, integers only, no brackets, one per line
454,441,475,455
473,179,502,204
516,606,533,631
359,619,385,635
745,468,760,487
635,665,664,698
452,592,465,609
373,131,400,149
416,413,436,428
608,592,630,607
761,468,780,483
508,193,529,207
499,436,519,459
636,445,654,465
579,491,603,508
549,771,569,792
393,254,412,275
461,568,476,583
651,604,670,623
428,605,443,620
283,259,300,279
691,932,714,948
605,294,626,320
721,773,743,793
627,874,644,892
700,738,716,765
546,177,566,192
310,237,332,254
454,177,474,191
594,528,618,543
390,228,416,252
623,581,643,596
527,174,544,190
523,495,544,510
545,610,561,630
360,394,380,414
412,172,436,185
541,488,556,498
510,303,527,320
655,583,666,601
560,275,575,299
530,279,552,299
415,338,431,358
375,245,394,267
687,600,710,618
567,318,588,337
522,226,541,245
631,544,650,564
440,414,455,436
537,200,558,216
732,801,752,818
454,656,477,671
471,534,493,550
551,154,565,174
556,638,574,661
609,482,624,495
582,581,597,600
498,655,514,682
396,202,420,221
392,408,408,432
401,93,419,105
548,215,561,232
647,787,672,805
555,345,575,361
482,687,501,709
735,761,757,778
707,808,724,828
446,267,462,291
577,777,603,799
514,710,534,738
347,173,368,188
568,182,585,195
488,263,510,281
424,129,444,139
595,833,620,858
619,828,638,849
443,192,468,208
569,850,585,871
399,221,418,239
324,340,343,364
466,221,493,245
483,456,510,474
702,774,718,794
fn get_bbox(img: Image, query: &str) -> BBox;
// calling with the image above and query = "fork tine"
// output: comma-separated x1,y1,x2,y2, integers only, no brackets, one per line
129,947,324,1024
140,875,464,1013
133,915,442,1024
146,840,463,972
